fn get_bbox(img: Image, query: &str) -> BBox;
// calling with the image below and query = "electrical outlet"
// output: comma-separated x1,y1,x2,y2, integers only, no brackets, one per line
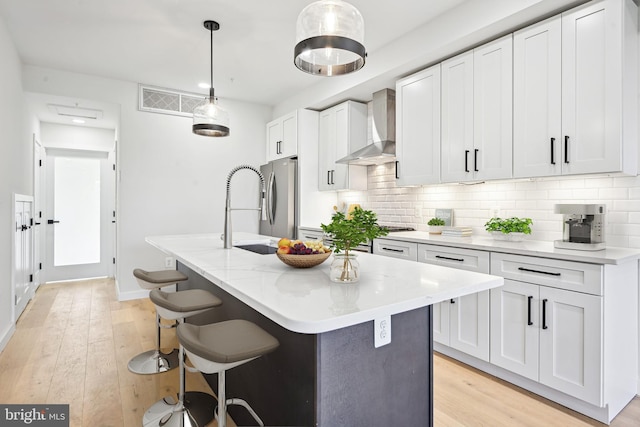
490,207,501,218
374,315,391,348
164,257,174,269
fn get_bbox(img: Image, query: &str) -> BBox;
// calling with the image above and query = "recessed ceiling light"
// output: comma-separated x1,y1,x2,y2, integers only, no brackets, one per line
198,82,211,89
72,118,85,124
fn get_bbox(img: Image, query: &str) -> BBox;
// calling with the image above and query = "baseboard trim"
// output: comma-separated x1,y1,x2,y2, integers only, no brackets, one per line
0,324,16,354
116,285,148,302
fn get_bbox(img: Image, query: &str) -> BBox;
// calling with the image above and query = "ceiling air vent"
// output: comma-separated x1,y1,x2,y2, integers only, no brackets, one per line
139,84,205,118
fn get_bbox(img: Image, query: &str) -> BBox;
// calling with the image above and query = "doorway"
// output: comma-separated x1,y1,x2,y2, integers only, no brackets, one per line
44,148,114,282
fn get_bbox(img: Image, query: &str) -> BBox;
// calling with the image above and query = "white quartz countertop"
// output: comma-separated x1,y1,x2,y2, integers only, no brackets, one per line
374,231,640,265
146,232,503,334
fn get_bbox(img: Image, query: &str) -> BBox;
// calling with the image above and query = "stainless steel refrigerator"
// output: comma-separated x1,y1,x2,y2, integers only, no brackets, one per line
259,157,298,239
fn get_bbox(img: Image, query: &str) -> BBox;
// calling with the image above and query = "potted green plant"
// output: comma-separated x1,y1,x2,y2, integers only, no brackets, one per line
427,217,445,234
321,207,389,283
484,217,532,242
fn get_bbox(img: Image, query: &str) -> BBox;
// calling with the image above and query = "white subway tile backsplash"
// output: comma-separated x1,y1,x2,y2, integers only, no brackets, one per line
335,167,640,248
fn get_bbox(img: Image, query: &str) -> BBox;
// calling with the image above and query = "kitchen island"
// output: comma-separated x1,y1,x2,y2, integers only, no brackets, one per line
146,232,504,427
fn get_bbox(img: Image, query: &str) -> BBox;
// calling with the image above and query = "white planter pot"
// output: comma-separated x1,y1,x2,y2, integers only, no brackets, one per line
490,231,526,242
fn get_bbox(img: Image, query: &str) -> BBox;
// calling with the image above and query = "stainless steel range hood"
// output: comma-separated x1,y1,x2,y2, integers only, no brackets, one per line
336,89,396,165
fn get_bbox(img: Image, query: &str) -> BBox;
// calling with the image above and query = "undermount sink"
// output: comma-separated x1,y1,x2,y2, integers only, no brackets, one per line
235,244,278,255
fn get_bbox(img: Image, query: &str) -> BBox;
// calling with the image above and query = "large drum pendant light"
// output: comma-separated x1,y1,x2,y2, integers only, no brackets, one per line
193,20,230,137
294,0,366,76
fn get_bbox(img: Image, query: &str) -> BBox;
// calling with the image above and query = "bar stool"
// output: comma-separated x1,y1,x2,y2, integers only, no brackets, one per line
176,320,280,427
128,268,188,375
142,288,223,427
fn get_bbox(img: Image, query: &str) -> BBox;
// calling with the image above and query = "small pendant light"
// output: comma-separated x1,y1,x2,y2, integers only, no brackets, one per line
193,20,230,137
294,0,366,76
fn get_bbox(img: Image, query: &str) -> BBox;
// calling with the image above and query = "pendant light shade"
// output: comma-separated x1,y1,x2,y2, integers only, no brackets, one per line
294,0,366,76
193,20,229,137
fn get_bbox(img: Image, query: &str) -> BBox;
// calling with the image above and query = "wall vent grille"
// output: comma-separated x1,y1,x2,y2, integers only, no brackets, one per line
138,84,204,118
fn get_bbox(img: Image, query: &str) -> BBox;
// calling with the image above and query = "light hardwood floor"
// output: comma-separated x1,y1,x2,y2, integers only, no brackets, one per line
0,278,638,426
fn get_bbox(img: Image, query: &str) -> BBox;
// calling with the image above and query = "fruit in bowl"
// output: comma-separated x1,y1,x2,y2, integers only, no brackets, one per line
275,238,332,268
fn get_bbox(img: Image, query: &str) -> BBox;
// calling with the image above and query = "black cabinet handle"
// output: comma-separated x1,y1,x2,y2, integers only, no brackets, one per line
450,298,456,304
527,296,533,326
474,149,479,172
395,161,399,179
381,247,404,253
542,298,548,329
464,150,469,172
330,170,335,185
550,138,556,165
435,255,464,262
327,170,331,185
34,222,41,226
518,267,561,276
47,219,60,224
564,136,569,164
277,141,281,154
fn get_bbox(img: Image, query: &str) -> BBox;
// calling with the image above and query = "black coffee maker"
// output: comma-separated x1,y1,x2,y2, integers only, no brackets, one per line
554,204,606,251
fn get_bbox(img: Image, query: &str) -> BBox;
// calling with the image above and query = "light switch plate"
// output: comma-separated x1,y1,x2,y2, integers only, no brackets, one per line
374,315,391,348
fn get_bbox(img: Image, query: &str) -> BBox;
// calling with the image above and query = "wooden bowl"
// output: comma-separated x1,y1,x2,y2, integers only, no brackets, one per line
276,251,331,268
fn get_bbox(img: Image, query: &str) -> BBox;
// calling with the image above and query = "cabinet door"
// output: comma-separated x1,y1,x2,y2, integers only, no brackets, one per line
490,280,540,381
561,0,623,175
473,34,513,181
449,290,490,361
441,51,474,183
513,16,562,178
433,301,450,346
266,118,282,162
539,286,602,406
332,103,350,190
396,64,441,185
318,110,335,191
280,111,298,159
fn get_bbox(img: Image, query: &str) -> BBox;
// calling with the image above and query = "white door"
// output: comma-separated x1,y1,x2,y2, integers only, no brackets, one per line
539,286,603,406
14,196,34,320
441,51,474,183
33,137,44,287
513,16,562,178
45,149,112,281
396,64,441,186
449,290,490,361
473,34,513,181
490,280,540,381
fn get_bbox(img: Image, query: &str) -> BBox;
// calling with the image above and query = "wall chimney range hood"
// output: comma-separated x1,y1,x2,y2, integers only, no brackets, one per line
336,88,396,166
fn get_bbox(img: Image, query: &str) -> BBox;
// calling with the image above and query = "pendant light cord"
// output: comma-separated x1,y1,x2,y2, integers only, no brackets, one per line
209,25,215,99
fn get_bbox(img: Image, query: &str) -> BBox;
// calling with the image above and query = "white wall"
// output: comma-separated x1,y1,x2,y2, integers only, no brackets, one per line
0,15,31,351
22,66,271,300
40,122,116,151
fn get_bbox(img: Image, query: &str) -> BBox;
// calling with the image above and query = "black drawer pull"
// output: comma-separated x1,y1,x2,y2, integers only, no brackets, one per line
527,295,533,326
381,247,404,253
518,267,560,277
542,298,548,330
435,255,464,262
327,170,331,185
474,149,479,172
450,298,456,304
395,161,399,179
564,136,569,164
464,150,469,172
550,137,555,165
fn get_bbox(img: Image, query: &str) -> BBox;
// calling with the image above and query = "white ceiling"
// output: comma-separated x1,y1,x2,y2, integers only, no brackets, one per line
0,0,469,108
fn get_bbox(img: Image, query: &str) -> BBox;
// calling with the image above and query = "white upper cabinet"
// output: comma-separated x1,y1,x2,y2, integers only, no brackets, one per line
513,16,562,178
266,111,298,161
318,101,368,191
395,64,441,185
514,0,637,177
442,35,513,183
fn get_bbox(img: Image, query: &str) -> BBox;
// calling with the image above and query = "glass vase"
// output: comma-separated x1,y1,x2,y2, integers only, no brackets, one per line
329,253,360,283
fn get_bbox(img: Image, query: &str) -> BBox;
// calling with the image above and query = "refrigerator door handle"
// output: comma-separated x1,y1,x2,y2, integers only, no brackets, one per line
267,171,276,225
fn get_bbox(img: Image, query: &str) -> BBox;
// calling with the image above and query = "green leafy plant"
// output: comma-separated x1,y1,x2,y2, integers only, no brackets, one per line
428,217,445,226
484,217,533,234
321,207,389,256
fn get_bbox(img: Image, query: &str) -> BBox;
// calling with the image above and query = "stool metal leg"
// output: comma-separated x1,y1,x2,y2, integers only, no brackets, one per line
128,310,179,375
214,372,265,427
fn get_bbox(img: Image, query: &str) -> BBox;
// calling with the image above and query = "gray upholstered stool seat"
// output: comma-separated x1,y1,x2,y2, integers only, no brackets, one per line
142,288,223,427
128,268,189,376
176,320,280,427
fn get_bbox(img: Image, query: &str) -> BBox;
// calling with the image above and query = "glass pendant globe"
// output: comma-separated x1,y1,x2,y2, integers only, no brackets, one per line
294,0,366,76
192,95,230,137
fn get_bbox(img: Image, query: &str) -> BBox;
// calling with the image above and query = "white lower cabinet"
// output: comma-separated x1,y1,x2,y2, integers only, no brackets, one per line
490,279,602,405
418,244,490,361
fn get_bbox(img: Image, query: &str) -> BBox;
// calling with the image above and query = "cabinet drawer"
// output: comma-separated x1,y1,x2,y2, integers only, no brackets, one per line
491,253,602,295
418,244,490,274
373,239,418,261
298,228,324,242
